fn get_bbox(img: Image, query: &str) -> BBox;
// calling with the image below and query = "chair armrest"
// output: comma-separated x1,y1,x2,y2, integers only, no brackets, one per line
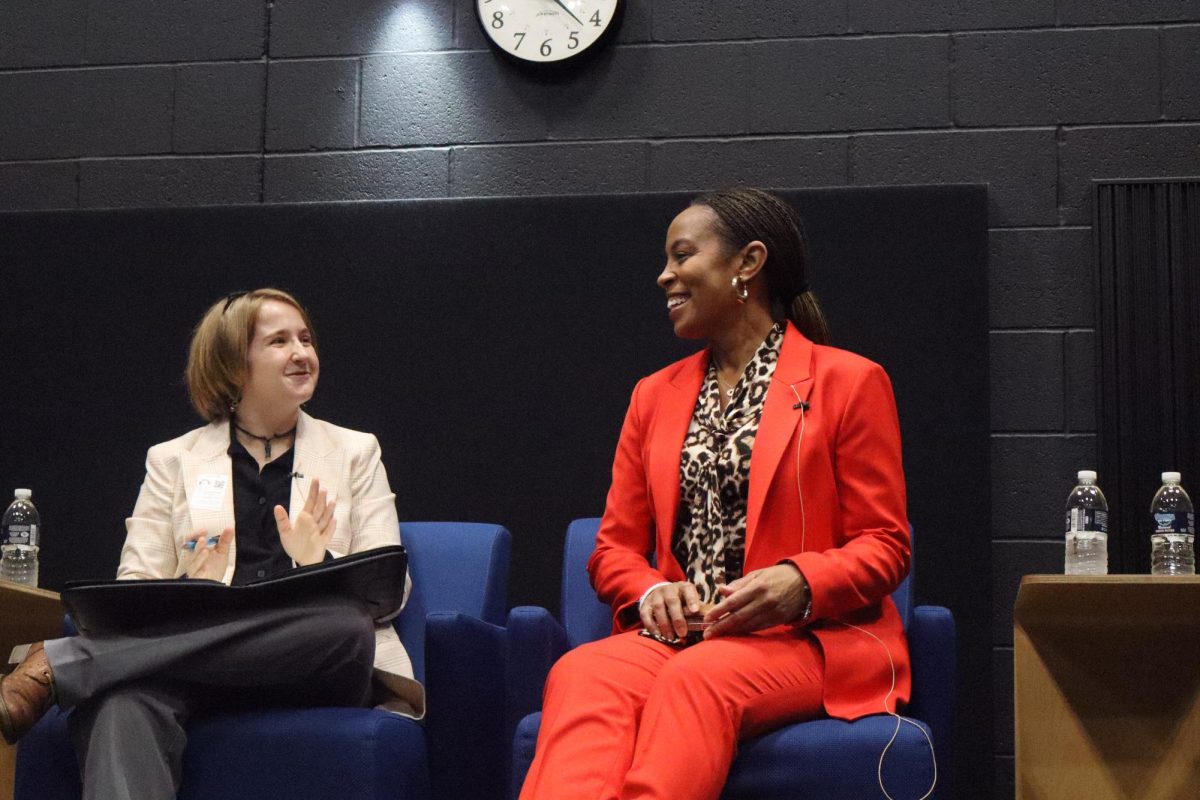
425,612,506,800
906,604,956,789
503,606,569,748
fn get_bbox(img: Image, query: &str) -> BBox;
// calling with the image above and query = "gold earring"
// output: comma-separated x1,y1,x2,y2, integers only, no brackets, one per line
732,276,749,303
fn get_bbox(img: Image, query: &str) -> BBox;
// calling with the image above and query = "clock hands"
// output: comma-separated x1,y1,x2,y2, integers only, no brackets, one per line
548,0,584,26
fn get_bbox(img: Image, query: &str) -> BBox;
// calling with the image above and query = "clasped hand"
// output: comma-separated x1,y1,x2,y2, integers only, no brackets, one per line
639,564,810,641
181,478,336,579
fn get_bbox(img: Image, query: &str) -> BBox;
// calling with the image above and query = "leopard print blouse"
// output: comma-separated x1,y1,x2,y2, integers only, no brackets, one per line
671,324,783,603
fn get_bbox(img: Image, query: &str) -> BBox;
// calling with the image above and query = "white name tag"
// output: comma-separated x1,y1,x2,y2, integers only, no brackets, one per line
191,474,228,511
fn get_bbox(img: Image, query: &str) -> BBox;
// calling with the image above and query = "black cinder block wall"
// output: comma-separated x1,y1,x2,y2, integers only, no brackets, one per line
2,3,1199,797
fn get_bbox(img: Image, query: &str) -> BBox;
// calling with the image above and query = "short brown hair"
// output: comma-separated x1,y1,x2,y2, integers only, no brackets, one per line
185,288,316,421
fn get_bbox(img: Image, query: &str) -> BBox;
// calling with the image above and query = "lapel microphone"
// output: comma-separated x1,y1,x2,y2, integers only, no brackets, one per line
289,471,305,480
793,400,810,411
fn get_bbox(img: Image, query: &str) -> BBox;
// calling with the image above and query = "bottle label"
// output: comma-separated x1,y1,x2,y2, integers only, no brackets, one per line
3,524,34,546
1067,508,1108,533
1154,512,1195,534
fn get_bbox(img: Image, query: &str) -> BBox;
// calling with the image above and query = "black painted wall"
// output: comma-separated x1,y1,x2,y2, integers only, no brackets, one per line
2,2,1200,796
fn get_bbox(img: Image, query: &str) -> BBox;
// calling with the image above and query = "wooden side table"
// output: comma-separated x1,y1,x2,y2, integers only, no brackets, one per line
1014,575,1200,800
0,581,63,800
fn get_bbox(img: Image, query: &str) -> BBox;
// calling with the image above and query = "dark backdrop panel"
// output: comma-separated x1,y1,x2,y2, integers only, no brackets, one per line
0,186,988,792
1095,180,1200,573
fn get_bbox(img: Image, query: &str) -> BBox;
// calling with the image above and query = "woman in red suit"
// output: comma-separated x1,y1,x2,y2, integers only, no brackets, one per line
519,188,911,800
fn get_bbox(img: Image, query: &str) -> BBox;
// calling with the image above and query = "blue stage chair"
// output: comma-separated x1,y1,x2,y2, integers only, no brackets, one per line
14,521,511,800
506,517,956,800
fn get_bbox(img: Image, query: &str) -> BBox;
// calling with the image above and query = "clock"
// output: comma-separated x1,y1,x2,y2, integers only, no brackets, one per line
476,0,623,65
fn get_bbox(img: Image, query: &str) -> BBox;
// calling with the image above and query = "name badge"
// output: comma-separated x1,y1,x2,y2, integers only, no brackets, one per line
192,474,228,511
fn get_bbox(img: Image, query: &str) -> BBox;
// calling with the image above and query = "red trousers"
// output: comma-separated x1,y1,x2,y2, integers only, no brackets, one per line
519,628,825,800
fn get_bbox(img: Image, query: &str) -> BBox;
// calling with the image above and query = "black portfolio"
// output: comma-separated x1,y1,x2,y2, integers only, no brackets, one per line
61,546,408,635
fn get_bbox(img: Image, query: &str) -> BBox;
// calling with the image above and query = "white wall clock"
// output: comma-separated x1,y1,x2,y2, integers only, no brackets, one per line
476,0,624,65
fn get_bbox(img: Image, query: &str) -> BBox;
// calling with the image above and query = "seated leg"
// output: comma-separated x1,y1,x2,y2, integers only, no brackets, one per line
68,680,195,800
520,631,674,800
47,594,377,710
620,630,825,800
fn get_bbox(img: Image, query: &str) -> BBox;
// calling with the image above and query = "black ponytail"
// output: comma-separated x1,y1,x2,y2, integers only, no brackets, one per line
691,188,831,346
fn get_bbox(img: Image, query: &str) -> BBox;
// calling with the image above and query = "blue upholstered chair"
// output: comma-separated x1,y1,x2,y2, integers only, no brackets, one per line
506,518,956,800
14,521,511,800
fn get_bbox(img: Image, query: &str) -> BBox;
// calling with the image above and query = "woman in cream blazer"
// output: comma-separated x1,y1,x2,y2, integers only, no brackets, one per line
0,288,417,800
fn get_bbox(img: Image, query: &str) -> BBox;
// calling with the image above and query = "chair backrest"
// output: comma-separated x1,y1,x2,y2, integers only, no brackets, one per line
396,521,511,683
560,517,915,645
560,518,615,648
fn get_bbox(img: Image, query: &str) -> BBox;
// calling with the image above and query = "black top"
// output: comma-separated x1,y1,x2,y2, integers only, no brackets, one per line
228,428,295,585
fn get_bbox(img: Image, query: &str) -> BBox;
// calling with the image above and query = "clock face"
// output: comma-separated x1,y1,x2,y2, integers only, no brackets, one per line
476,0,622,64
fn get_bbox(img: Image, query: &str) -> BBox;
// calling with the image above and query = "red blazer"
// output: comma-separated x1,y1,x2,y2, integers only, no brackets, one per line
587,323,911,720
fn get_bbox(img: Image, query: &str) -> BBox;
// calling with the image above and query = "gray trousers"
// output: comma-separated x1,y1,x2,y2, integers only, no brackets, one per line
43,595,377,800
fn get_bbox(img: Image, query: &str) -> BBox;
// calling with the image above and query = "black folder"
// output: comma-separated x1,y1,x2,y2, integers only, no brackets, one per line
62,545,408,636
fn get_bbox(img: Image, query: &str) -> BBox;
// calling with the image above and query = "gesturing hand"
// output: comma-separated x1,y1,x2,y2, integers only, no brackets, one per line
183,528,234,581
274,477,337,567
639,581,703,641
703,564,811,639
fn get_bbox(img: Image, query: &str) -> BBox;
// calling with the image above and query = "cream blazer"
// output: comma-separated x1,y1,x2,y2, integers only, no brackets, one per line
117,411,424,717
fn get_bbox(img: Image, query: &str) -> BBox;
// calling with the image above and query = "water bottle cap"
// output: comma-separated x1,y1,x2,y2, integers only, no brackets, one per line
1162,471,1182,484
13,489,31,500
1077,470,1097,483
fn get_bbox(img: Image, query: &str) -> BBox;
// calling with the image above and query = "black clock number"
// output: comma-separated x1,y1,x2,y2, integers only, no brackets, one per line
540,38,552,56
492,10,504,28
513,31,525,49
568,31,579,49
590,10,602,26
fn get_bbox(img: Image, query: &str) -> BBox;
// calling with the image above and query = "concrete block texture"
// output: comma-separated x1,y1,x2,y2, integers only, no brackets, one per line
992,538,1070,646
748,36,950,133
86,0,265,64
361,51,548,146
990,331,1064,431
0,0,86,68
546,44,749,139
263,149,449,201
1065,331,1096,433
450,141,646,196
991,433,1098,541
851,128,1058,226
652,0,847,41
989,227,1092,329
648,136,848,191
0,67,172,160
271,0,453,57
1058,123,1200,224
848,0,1054,32
954,28,1160,126
0,161,77,210
615,0,654,43
1163,26,1200,120
79,155,261,208
175,63,266,154
1057,0,1200,24
266,59,359,152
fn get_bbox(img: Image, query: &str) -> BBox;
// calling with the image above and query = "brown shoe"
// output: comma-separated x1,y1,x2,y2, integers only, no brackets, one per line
0,642,55,744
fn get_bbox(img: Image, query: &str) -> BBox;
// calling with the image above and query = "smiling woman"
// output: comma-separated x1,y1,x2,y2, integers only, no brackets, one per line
0,288,419,800
519,189,910,800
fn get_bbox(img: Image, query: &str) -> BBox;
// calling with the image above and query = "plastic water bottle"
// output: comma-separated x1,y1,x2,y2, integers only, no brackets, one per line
1,489,41,586
1150,472,1195,575
1065,470,1108,575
